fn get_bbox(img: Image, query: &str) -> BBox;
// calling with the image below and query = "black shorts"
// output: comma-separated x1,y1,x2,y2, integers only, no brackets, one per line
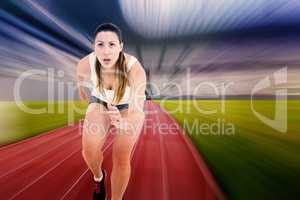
89,96,129,111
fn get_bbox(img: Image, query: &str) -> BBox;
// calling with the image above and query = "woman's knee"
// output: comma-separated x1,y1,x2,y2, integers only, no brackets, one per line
113,142,135,168
113,154,131,168
82,147,102,161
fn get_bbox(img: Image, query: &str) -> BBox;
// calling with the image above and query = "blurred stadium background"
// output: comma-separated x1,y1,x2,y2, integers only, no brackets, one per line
1,1,300,199
1,0,300,100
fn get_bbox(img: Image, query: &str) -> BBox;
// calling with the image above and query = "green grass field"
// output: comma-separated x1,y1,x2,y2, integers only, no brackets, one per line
0,101,87,146
1,99,299,199
155,99,300,200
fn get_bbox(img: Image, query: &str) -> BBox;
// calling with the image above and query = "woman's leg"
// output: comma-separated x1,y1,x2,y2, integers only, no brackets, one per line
110,110,145,200
82,103,110,179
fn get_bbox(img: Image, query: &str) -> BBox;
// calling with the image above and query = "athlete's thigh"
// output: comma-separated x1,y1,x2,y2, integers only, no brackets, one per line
119,108,144,136
82,103,111,151
112,128,138,162
112,109,143,159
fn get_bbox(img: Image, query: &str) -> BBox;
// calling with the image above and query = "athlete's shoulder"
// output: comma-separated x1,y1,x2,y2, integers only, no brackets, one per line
127,56,145,80
76,52,92,73
124,52,138,71
124,52,137,62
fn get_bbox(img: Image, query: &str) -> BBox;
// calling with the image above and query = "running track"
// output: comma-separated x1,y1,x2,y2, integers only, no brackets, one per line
0,101,225,200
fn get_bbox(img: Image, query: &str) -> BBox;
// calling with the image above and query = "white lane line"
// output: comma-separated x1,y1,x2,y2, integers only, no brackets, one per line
8,148,82,200
154,103,170,200
59,136,115,200
0,133,80,180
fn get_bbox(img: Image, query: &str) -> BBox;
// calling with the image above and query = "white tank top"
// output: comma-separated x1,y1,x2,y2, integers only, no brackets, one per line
88,52,144,105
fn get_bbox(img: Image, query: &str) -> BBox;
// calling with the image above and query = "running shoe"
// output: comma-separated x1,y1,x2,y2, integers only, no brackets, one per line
93,170,106,200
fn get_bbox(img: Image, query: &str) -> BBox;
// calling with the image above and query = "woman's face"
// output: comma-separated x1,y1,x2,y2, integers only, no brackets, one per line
94,31,123,69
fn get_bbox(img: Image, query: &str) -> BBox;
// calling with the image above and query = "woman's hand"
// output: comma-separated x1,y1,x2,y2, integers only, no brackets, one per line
107,103,129,130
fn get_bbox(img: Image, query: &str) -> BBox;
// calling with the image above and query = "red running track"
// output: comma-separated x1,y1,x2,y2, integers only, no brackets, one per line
0,101,225,200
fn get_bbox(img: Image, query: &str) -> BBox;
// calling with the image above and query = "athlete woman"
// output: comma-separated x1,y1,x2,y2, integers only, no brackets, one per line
76,23,146,200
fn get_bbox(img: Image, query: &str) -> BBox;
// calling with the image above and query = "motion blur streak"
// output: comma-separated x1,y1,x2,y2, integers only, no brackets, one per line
0,0,300,100
119,0,300,38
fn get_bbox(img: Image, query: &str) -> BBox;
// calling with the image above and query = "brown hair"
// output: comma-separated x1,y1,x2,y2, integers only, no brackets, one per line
94,23,129,104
